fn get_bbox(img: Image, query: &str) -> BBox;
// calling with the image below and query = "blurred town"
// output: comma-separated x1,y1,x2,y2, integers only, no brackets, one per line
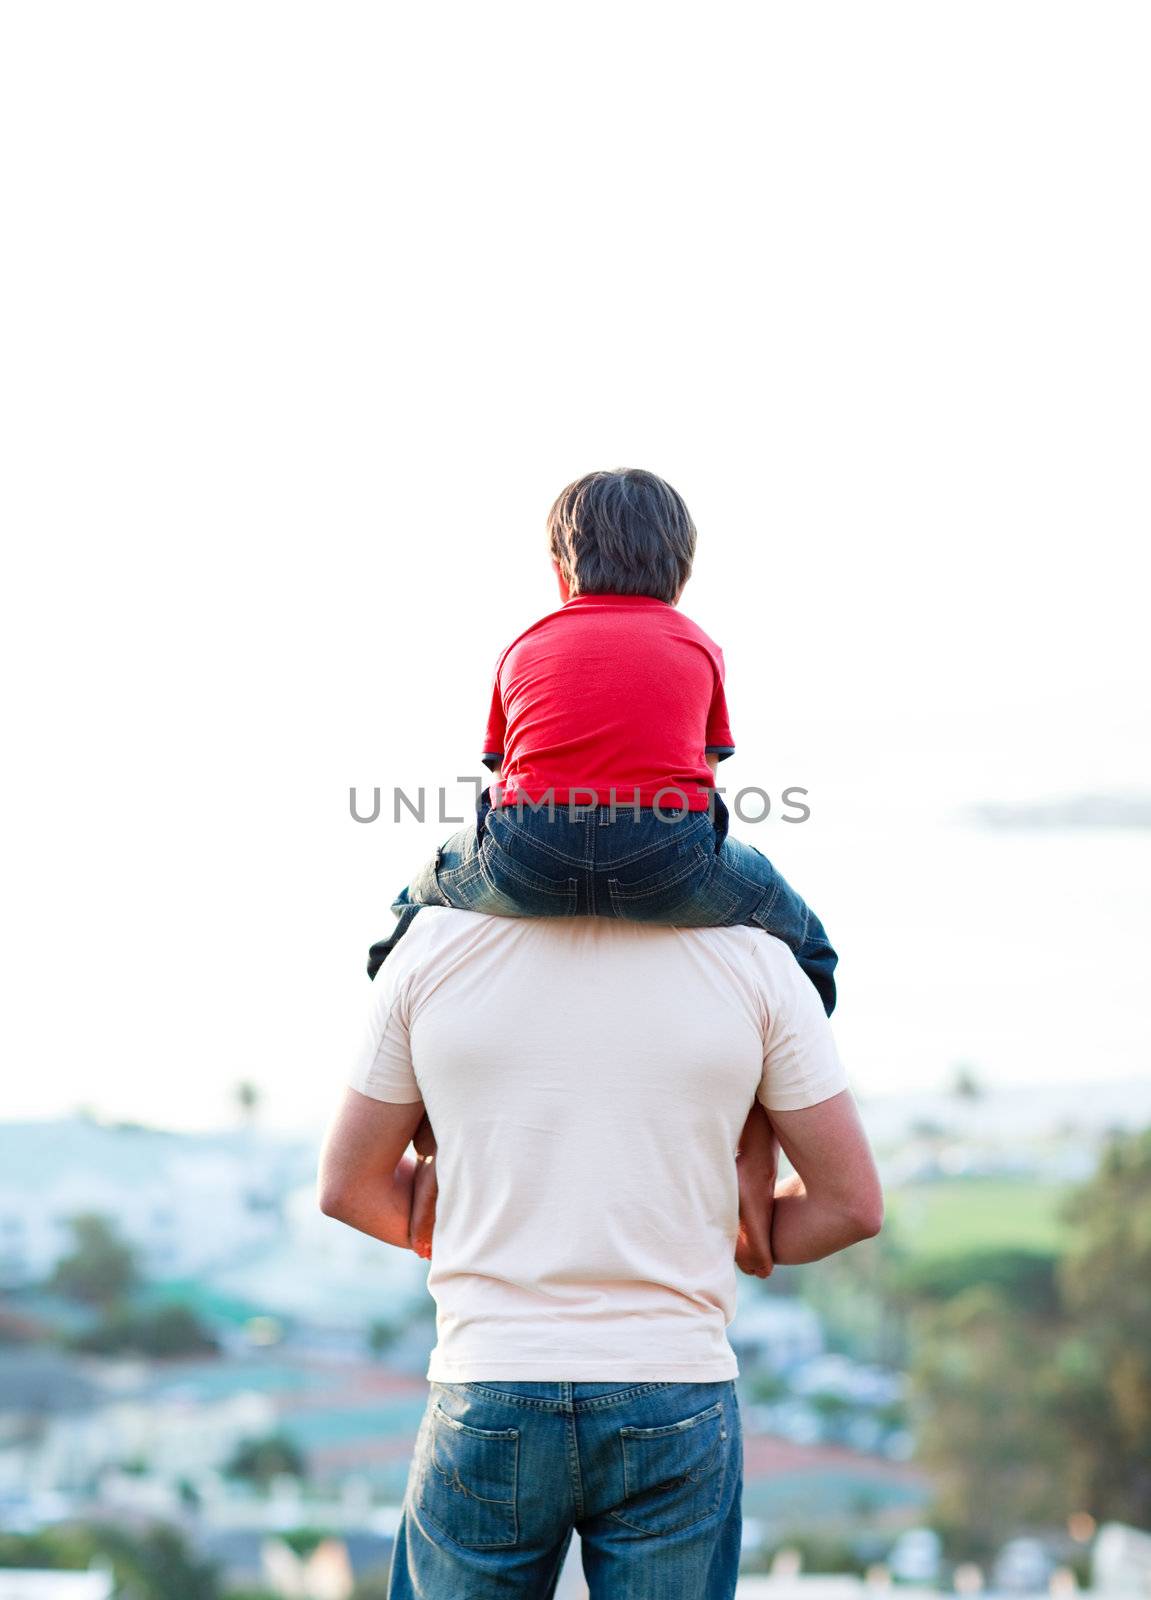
1,1073,1149,1600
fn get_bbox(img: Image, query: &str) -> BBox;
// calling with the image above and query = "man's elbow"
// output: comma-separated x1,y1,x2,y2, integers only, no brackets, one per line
317,1181,351,1221
846,1190,884,1242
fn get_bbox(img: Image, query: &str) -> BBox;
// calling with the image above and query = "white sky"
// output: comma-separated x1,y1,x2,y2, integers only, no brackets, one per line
2,3,1148,1132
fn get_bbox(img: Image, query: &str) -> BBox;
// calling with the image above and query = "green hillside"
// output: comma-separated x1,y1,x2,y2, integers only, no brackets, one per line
887,1178,1069,1257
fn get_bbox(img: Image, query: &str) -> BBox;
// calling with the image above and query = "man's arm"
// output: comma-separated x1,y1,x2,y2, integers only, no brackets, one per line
317,1087,428,1250
766,1089,883,1264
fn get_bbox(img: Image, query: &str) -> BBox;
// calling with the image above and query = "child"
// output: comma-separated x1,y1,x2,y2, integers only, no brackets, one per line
369,467,837,1014
373,467,838,1280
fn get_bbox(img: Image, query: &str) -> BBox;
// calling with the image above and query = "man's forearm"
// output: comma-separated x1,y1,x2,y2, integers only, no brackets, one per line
769,1172,881,1264
321,1150,418,1250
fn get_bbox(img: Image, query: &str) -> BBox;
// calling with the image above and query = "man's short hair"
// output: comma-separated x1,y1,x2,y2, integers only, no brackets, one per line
546,468,697,605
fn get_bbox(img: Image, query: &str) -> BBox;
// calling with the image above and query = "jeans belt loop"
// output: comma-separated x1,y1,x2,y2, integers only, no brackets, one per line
476,783,493,844
712,790,730,852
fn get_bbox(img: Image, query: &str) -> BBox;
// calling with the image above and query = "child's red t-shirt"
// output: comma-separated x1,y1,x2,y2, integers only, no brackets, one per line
482,593,735,812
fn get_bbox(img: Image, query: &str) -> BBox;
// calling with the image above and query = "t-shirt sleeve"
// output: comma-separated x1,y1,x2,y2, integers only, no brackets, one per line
754,938,850,1111
705,646,735,758
481,665,507,772
347,949,424,1104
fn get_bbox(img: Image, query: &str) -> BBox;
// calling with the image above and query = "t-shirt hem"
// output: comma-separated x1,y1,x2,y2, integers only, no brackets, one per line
759,1075,849,1112
347,1071,423,1105
426,1355,739,1382
493,786,716,813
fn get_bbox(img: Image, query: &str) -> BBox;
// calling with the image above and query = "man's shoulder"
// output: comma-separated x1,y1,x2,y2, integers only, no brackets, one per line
388,914,822,1050
678,923,808,990
385,906,483,966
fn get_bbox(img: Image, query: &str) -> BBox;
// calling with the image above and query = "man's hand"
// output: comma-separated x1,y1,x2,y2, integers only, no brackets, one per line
409,1152,438,1260
409,1113,439,1260
412,1111,438,1160
736,1100,779,1278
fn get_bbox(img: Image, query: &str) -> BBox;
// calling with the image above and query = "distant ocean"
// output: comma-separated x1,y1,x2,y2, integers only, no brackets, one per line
788,815,1151,1103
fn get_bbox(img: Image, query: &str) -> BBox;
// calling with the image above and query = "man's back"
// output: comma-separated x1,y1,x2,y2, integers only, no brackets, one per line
348,908,847,1381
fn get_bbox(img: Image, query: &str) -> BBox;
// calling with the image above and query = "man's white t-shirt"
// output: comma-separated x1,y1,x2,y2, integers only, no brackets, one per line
348,909,849,1383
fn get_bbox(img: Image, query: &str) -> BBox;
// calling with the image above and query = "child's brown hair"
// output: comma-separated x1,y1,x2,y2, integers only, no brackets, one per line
546,468,697,605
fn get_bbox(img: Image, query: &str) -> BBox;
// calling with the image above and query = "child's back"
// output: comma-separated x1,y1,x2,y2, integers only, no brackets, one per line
485,592,734,813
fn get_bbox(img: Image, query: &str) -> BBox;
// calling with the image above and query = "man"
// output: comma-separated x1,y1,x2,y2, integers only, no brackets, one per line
318,908,882,1599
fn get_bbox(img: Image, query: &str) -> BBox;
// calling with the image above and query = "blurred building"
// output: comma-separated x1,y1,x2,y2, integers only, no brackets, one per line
0,1118,312,1285
729,1294,825,1370
1094,1522,1151,1597
0,1574,112,1599
0,1349,275,1495
201,1178,431,1336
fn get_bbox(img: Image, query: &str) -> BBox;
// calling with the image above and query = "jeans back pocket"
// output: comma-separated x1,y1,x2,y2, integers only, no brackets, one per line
417,1403,520,1549
611,1398,728,1536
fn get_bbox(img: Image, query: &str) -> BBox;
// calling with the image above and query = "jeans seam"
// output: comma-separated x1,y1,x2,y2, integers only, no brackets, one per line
618,1400,724,1440
605,852,711,902
715,856,773,894
584,811,595,915
485,854,581,900
567,1412,584,1521
597,832,711,870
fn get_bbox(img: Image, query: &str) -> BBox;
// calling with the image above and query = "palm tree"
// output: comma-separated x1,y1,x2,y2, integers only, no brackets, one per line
234,1079,261,1131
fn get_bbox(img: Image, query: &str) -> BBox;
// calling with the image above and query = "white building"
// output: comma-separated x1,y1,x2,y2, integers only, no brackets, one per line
0,1573,112,1599
0,1117,312,1285
203,1179,430,1330
728,1294,825,1370
1094,1522,1151,1597
0,1349,276,1496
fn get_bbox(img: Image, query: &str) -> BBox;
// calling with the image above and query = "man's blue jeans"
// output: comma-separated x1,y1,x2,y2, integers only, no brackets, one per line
368,790,837,1014
388,1379,743,1599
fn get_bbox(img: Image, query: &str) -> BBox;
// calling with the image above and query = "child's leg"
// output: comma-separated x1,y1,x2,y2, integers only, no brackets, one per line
366,793,587,978
712,833,838,1016
366,823,474,978
588,803,837,1012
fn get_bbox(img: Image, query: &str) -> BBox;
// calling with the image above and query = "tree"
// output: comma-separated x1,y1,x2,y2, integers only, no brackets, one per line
367,1317,401,1358
0,1522,221,1600
224,1432,307,1488
234,1080,262,1130
1055,1127,1151,1521
69,1301,219,1358
894,1247,1060,1317
279,1527,331,1559
909,1285,1071,1558
48,1213,139,1307
88,1521,221,1600
951,1062,984,1100
907,1126,1151,1555
799,1221,912,1367
350,1577,393,1600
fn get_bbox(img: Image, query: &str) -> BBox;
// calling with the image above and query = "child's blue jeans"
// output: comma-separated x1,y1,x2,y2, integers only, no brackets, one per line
369,790,837,1014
